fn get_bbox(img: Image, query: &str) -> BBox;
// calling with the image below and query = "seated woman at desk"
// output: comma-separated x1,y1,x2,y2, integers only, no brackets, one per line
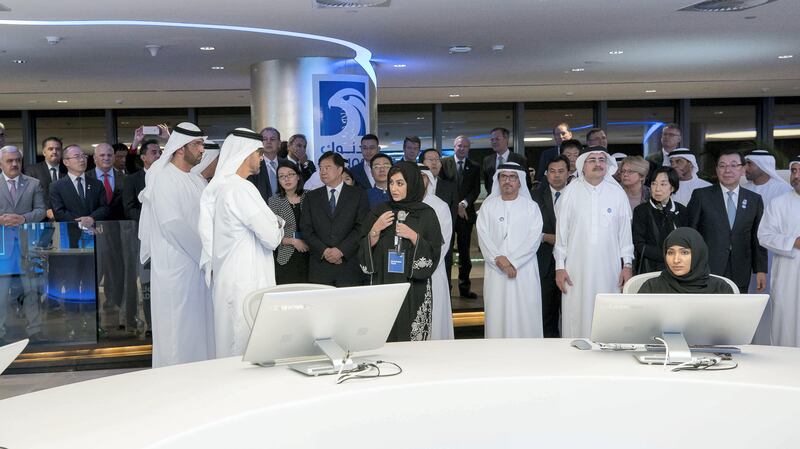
639,227,735,294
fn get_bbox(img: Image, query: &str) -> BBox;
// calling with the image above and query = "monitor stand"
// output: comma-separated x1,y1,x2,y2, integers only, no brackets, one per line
634,332,693,365
290,338,357,376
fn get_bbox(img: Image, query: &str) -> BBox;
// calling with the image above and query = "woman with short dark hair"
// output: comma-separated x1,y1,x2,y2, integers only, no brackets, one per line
632,167,688,274
267,161,309,284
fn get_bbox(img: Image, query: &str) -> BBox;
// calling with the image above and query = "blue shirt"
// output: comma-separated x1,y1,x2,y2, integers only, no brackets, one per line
367,188,390,209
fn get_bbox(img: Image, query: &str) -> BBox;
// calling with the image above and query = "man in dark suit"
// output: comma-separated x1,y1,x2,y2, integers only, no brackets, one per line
247,127,286,203
420,148,458,291
536,123,572,183
645,123,682,183
87,143,138,332
122,139,162,337
482,127,532,194
285,134,316,182
24,136,67,221
50,145,110,234
351,134,380,189
122,139,161,222
300,151,369,287
531,155,570,338
0,145,47,344
687,149,768,293
441,135,481,298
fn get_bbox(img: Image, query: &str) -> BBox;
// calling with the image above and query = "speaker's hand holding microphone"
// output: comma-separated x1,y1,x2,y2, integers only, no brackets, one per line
394,211,418,246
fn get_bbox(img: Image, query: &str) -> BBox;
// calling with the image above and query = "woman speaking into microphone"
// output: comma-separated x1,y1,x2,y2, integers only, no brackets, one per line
359,161,443,342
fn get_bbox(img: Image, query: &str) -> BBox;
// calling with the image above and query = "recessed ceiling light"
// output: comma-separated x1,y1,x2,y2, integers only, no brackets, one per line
393,64,406,68
416,116,425,120
570,68,585,72
713,111,725,115
11,59,26,64
448,94,461,98
564,113,573,118
609,50,624,55
56,100,68,103
565,91,575,96
645,89,657,93
211,66,225,70
448,46,472,54
200,46,215,51
778,55,793,59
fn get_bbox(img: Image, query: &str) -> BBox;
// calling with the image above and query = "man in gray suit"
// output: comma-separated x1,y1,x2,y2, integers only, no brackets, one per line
0,145,46,344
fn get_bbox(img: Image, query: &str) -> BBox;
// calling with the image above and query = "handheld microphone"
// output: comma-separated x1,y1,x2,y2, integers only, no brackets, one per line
394,210,409,252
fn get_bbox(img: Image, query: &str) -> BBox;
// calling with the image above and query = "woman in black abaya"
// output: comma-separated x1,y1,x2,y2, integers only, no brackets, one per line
639,227,735,294
359,161,443,342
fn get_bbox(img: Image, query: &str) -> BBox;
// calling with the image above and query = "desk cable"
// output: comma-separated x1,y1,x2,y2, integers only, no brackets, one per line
336,360,403,384
653,337,738,372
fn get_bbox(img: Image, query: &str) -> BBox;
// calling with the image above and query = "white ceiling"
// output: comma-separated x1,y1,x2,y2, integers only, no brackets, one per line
0,0,798,109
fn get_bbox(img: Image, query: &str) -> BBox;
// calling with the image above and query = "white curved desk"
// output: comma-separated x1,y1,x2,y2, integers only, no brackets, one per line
1,339,799,448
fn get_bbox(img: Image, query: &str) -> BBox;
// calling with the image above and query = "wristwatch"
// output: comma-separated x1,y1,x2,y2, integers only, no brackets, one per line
623,263,632,269
370,230,379,238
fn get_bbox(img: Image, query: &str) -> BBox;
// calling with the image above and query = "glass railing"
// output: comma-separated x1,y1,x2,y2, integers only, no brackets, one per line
1,221,150,353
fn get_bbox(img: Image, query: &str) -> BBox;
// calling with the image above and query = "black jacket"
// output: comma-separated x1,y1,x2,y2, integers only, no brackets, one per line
530,184,559,279
50,174,110,222
299,184,369,286
482,151,532,194
441,156,481,223
122,169,146,221
687,184,768,288
24,161,67,210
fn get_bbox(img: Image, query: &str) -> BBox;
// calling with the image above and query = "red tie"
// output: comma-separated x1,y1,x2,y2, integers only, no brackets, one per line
103,172,113,204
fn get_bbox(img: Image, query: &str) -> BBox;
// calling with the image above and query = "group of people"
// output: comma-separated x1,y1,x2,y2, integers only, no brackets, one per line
1,118,798,366
0,124,171,345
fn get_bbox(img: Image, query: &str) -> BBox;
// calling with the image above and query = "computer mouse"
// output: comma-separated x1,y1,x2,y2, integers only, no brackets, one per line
570,339,592,350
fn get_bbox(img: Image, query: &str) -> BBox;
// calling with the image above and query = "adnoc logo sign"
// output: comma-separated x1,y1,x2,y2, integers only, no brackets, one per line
313,74,370,167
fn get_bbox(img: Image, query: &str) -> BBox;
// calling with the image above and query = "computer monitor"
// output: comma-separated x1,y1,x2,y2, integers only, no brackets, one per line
242,283,410,375
0,339,28,374
591,293,768,363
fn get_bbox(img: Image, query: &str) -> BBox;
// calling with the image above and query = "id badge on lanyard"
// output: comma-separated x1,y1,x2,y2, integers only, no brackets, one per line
387,250,406,273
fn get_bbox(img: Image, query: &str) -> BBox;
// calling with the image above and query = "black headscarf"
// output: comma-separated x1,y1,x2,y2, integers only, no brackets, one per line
386,161,428,210
651,227,732,294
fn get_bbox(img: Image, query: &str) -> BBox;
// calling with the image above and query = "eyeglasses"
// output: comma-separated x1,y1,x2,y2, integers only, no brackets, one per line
372,163,391,170
64,154,88,160
716,163,742,170
618,169,640,176
278,173,298,180
498,174,519,181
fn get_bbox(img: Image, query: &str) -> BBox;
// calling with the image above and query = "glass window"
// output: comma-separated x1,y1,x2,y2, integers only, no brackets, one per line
198,107,251,142
34,110,106,159
377,105,433,160
774,98,800,168
440,103,514,167
117,108,188,148
0,113,23,150
690,100,758,175
607,101,675,156
523,102,593,178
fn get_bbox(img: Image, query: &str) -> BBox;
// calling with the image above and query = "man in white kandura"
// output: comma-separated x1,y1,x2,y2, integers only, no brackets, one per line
669,148,711,207
742,149,793,343
138,122,215,367
555,148,634,338
419,164,454,340
478,162,544,338
757,155,800,347
199,129,284,358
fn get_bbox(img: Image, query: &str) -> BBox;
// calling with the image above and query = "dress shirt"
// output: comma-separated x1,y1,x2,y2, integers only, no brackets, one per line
326,181,344,205
495,150,510,168
721,184,740,216
95,167,115,190
67,173,87,197
549,185,564,207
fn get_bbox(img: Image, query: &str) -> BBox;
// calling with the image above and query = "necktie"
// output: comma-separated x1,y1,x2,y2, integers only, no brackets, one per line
497,155,504,169
8,180,17,204
726,191,736,229
103,172,113,204
269,160,278,194
50,167,57,182
76,176,85,201
329,188,337,214
457,160,463,184
554,191,561,203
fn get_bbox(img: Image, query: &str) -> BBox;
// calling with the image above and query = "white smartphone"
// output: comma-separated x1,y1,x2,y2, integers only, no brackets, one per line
141,125,160,136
